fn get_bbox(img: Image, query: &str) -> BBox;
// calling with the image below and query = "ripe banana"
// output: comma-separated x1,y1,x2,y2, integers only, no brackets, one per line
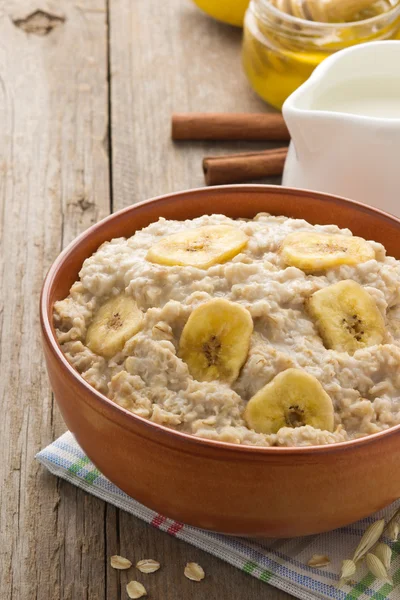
146,225,248,269
306,279,385,354
244,368,335,434
86,294,143,358
280,231,375,272
179,298,253,383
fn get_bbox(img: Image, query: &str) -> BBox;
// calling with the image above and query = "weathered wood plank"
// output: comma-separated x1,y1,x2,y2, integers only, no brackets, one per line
109,1,290,599
109,0,281,209
0,1,110,598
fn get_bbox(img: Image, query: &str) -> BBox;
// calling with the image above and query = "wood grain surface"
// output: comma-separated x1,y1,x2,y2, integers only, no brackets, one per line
0,0,291,598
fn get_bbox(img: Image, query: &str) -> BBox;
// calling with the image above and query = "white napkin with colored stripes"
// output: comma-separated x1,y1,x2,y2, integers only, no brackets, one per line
37,431,399,600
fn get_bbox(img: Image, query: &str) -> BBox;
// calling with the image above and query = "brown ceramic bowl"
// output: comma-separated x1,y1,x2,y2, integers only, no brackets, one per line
41,185,400,537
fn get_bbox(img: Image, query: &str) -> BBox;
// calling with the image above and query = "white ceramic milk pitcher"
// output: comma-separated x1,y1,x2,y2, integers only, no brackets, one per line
282,41,400,216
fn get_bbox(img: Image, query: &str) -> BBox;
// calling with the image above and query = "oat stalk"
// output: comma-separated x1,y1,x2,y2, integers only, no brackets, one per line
366,506,400,560
338,503,400,589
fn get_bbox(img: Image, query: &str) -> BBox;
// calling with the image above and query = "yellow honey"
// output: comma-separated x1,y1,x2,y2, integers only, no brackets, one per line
242,0,400,109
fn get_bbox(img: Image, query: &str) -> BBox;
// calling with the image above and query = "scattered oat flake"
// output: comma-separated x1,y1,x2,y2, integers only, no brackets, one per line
126,580,147,599
307,554,331,568
110,555,132,570
136,559,161,573
184,562,205,581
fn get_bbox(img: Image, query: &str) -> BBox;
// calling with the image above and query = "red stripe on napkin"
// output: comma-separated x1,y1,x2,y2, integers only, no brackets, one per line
151,514,166,528
167,521,184,536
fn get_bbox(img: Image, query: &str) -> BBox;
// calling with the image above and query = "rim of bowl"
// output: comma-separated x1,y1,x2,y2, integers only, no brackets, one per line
41,184,400,456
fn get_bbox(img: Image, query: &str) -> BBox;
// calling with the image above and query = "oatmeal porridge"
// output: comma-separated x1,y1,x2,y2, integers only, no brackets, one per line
53,213,400,447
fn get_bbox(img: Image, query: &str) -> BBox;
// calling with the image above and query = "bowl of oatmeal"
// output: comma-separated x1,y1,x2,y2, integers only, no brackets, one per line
41,185,400,536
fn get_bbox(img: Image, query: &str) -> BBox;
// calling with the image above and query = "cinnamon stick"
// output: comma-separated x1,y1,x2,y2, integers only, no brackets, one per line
172,113,290,141
203,147,288,186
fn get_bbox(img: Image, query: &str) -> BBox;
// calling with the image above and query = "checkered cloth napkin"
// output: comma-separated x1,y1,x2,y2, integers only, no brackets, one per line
37,431,399,600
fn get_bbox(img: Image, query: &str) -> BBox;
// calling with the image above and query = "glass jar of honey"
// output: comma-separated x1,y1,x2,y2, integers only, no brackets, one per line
242,0,400,109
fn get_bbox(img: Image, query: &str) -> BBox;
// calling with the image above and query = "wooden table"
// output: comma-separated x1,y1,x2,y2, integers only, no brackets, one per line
0,1,291,598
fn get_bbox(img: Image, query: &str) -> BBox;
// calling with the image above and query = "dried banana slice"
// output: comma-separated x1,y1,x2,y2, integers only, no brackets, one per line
86,294,143,358
179,298,253,383
280,231,375,272
306,279,385,354
244,368,334,434
146,225,248,269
